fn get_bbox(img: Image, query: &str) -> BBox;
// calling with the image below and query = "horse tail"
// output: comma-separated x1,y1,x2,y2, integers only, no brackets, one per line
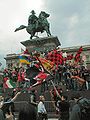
14,25,26,32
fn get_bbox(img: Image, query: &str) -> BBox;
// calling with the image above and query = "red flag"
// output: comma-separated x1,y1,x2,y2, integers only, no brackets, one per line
74,46,83,62
46,49,63,66
38,57,54,71
26,65,50,89
34,72,49,81
23,49,29,54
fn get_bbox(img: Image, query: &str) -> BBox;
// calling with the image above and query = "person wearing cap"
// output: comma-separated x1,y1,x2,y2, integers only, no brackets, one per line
28,10,38,29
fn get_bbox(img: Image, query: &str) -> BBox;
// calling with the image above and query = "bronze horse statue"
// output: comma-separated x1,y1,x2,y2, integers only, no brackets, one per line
15,11,51,39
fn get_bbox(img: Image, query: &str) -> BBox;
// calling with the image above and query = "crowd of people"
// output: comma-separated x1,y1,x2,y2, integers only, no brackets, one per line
0,90,48,120
53,61,90,91
2,59,90,92
0,90,90,120
0,8,90,120
0,48,90,120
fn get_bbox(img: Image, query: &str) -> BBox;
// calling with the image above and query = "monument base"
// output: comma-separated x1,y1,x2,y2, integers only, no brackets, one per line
21,36,61,52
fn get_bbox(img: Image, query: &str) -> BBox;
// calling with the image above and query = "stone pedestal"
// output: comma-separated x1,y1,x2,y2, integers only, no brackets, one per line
21,36,61,52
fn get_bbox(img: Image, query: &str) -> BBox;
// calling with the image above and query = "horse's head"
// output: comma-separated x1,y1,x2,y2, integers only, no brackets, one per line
40,11,50,18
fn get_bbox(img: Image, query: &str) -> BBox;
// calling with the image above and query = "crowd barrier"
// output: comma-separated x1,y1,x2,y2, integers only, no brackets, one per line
14,101,56,113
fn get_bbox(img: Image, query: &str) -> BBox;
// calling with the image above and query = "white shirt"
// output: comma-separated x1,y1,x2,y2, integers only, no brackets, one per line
0,101,4,108
38,101,46,113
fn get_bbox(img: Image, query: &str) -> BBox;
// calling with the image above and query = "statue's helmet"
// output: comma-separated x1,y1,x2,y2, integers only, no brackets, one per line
31,10,36,14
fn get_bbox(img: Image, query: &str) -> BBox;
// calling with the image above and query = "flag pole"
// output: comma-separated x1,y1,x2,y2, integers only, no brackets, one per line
36,56,62,99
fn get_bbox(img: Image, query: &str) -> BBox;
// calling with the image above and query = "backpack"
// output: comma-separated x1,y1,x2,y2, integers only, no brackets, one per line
78,98,90,120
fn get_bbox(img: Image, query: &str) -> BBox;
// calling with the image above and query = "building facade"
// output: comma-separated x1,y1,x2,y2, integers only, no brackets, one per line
61,45,90,69
4,53,20,69
4,45,90,69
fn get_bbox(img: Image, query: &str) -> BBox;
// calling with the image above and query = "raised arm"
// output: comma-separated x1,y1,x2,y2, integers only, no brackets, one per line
71,75,85,85
11,92,21,102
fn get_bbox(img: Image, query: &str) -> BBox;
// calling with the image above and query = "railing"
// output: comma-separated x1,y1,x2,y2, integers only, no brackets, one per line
44,101,56,113
14,101,56,113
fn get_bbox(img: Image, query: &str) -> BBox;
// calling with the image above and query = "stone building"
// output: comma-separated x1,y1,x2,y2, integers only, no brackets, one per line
61,45,90,69
4,44,90,69
4,53,20,69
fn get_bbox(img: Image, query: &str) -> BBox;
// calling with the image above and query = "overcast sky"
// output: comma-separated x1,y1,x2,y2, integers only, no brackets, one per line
0,0,90,67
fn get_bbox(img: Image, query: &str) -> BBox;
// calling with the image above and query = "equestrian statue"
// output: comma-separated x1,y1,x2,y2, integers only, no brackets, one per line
15,10,51,39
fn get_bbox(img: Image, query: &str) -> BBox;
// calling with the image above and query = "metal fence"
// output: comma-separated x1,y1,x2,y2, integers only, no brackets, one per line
14,101,56,113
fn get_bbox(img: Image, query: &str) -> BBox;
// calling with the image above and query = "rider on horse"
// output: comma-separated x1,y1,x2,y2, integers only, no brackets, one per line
28,10,38,29
15,10,51,39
